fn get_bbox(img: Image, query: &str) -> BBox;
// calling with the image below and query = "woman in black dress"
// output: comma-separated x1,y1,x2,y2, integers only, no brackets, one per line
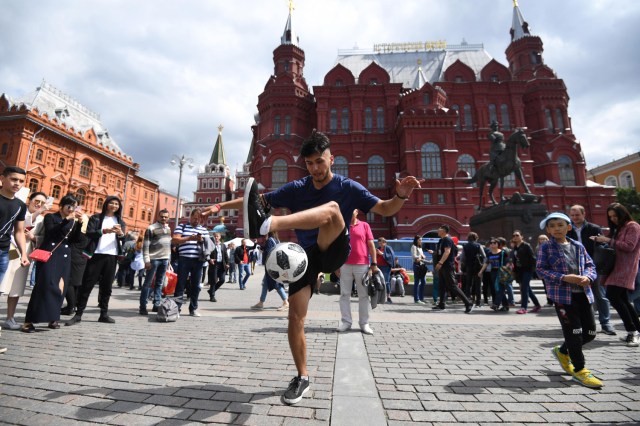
22,194,83,332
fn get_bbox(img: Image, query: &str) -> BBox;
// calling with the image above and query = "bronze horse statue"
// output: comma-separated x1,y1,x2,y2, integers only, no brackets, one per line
466,128,531,209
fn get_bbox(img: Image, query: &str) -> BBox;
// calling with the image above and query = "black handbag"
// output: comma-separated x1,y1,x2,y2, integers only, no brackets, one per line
593,243,616,276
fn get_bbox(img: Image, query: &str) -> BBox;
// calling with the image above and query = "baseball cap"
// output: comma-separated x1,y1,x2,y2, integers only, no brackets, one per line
539,212,571,230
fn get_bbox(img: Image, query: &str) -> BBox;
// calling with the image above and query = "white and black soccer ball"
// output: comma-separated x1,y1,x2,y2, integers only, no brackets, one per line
265,242,308,283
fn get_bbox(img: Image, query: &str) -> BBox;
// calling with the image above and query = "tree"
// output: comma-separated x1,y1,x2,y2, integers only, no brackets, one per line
615,188,640,222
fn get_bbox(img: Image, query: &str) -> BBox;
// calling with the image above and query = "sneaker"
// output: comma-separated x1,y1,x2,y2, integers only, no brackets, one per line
498,306,509,312
516,308,527,314
0,346,6,354
361,324,374,335
98,315,115,324
336,322,351,332
621,333,640,347
251,303,264,310
189,310,201,317
572,368,603,388
465,304,474,314
601,326,617,335
530,306,542,313
139,308,148,316
152,306,159,313
386,298,393,304
282,376,310,405
552,345,574,375
432,304,445,310
277,303,289,312
243,177,270,239
65,315,82,326
3,318,21,330
415,300,425,305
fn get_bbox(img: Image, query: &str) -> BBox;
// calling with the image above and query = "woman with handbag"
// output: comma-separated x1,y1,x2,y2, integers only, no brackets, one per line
479,238,510,311
591,203,640,346
21,194,82,332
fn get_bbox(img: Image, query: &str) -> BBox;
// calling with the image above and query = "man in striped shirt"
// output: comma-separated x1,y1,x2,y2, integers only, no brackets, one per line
171,208,209,317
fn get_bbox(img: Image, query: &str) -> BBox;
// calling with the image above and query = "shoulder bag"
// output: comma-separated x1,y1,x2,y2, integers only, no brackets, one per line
29,219,76,263
593,243,616,276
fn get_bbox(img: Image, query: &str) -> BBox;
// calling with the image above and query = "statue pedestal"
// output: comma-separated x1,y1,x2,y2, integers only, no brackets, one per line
470,203,548,241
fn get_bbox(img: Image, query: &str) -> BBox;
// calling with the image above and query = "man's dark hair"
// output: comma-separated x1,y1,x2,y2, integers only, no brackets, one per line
158,209,169,215
300,129,331,157
439,224,450,233
467,232,478,242
2,166,26,176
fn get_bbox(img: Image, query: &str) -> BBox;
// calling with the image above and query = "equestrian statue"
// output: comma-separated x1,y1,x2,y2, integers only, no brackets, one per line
466,123,534,209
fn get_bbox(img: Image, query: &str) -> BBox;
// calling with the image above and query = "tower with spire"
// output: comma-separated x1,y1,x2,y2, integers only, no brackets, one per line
185,125,236,229
247,1,315,191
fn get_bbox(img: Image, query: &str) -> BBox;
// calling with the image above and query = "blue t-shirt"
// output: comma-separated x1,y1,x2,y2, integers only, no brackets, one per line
263,174,379,249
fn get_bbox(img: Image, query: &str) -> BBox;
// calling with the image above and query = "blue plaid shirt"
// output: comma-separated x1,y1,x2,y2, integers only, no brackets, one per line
536,237,596,305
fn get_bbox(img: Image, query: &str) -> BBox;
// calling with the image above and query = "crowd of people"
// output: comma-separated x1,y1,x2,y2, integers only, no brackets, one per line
1,130,639,399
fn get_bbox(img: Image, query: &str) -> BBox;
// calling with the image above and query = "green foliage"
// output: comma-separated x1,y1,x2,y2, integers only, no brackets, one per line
615,188,640,221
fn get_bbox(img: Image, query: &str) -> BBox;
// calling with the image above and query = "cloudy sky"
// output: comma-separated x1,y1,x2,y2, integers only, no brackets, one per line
2,0,639,198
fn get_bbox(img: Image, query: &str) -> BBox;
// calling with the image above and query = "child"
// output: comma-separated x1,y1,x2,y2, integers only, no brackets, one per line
536,212,601,388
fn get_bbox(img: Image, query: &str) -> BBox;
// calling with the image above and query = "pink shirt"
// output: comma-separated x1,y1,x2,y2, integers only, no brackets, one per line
345,220,374,265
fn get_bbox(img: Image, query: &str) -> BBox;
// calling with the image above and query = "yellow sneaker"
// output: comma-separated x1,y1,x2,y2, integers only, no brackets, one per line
572,368,603,388
552,346,574,375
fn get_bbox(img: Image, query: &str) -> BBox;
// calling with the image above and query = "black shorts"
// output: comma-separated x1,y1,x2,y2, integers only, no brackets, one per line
289,227,350,298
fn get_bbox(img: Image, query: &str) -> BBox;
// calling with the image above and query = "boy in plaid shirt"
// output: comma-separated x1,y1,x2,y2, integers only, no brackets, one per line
536,212,602,388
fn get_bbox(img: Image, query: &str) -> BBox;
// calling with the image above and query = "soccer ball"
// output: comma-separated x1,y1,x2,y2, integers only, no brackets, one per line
265,242,308,283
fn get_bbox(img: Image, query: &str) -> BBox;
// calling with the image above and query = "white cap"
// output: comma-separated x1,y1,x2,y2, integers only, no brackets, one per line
540,212,571,230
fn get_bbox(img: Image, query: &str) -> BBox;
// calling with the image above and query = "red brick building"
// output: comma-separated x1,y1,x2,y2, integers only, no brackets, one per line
0,81,158,232
240,3,614,240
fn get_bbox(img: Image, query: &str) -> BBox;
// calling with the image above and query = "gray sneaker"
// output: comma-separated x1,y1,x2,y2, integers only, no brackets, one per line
2,318,21,330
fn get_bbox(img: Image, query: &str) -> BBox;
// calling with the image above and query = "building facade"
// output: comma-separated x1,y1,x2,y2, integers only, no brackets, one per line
588,152,639,190
239,3,615,241
0,81,158,232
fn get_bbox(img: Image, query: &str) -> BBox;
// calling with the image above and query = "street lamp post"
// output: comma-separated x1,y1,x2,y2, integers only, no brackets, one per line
170,154,194,229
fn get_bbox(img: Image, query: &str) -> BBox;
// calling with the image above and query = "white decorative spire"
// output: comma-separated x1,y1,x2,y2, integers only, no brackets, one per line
281,0,299,46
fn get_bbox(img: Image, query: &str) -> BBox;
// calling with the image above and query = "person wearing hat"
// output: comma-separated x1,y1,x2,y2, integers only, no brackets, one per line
536,212,601,388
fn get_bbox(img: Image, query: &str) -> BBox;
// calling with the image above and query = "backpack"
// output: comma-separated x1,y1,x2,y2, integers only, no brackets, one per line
156,298,179,322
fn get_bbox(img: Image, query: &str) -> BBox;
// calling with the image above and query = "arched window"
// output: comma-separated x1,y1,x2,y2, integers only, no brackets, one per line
500,104,510,131
456,154,476,177
272,159,288,189
35,149,44,162
558,155,576,186
79,159,92,177
421,143,442,179
367,155,385,188
544,108,554,133
58,157,66,169
604,176,617,187
284,115,291,137
51,185,61,199
555,109,565,132
620,171,634,189
214,179,219,189
364,107,373,133
76,189,86,207
116,179,122,189
274,115,281,137
341,108,349,133
140,210,146,220
129,207,134,217
451,104,460,131
0,143,7,156
332,156,349,177
101,174,107,185
463,104,473,130
329,108,337,133
28,178,39,193
488,104,498,124
148,211,152,221
376,107,384,133
96,198,104,210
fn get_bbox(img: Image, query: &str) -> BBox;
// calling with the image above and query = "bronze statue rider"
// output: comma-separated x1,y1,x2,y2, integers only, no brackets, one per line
488,120,505,174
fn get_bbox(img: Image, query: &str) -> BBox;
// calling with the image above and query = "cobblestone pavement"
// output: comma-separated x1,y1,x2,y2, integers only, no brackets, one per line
1,268,639,425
